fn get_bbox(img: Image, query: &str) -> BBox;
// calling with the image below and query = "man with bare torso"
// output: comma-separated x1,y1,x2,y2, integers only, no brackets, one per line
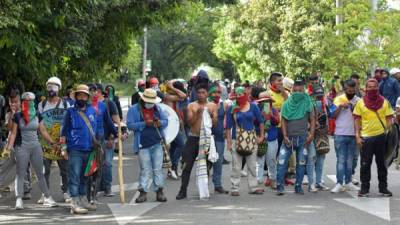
176,83,217,200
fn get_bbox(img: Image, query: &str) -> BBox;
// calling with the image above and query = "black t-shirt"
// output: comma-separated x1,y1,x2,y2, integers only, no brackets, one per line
131,92,141,106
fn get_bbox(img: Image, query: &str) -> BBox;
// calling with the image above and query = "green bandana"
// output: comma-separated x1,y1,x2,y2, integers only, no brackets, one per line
281,92,313,120
208,84,218,102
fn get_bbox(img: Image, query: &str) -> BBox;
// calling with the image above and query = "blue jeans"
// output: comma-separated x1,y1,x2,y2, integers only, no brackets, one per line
334,135,356,184
101,140,115,192
68,150,90,198
315,153,326,184
306,142,317,186
266,140,279,181
138,143,164,192
277,136,307,189
257,155,266,182
212,140,225,188
169,131,186,169
352,146,360,175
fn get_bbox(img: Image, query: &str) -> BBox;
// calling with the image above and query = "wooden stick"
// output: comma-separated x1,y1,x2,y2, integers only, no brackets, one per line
118,123,125,203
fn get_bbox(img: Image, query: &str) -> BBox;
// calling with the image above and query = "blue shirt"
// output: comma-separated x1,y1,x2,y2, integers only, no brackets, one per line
62,105,97,152
212,102,225,142
226,103,264,139
379,76,400,109
126,104,168,153
95,101,117,139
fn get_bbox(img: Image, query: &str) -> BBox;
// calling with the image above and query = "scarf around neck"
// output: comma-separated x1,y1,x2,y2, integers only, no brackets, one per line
281,92,313,120
22,100,36,125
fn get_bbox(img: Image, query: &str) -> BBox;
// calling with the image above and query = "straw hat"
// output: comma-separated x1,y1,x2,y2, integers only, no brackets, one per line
139,88,161,104
73,84,90,97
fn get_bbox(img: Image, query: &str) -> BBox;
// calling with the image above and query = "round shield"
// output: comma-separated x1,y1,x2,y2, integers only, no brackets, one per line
158,103,179,145
385,123,399,168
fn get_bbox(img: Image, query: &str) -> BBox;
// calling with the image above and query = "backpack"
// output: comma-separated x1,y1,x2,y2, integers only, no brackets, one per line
40,98,68,111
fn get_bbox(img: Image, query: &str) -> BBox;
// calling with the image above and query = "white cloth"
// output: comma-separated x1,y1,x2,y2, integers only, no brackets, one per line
196,107,212,199
208,135,218,163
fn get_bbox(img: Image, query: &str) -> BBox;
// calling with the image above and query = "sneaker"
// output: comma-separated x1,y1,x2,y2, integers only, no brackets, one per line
79,196,97,211
295,185,304,195
37,194,45,204
276,185,285,196
156,188,167,202
222,158,230,165
379,189,393,197
64,193,72,203
331,184,345,193
22,192,31,200
104,190,115,197
241,170,248,177
249,189,264,195
70,197,88,214
308,184,318,193
352,178,359,185
358,190,369,197
303,177,309,185
15,198,23,210
43,196,58,207
214,187,229,194
316,183,330,191
345,183,360,192
168,169,178,180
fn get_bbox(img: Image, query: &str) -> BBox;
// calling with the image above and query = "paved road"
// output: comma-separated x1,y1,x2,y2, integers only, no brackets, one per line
0,98,399,225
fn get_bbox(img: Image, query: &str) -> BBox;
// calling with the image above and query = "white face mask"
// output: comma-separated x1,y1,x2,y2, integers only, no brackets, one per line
47,84,60,92
144,103,155,109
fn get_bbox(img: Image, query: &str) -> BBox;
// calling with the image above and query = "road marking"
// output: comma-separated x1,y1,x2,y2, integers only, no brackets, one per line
111,182,138,193
327,174,391,221
108,179,161,225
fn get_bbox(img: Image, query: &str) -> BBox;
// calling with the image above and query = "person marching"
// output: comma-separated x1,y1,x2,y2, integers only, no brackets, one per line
37,77,71,204
353,79,394,197
176,83,217,200
88,84,117,200
131,80,146,106
163,80,188,179
3,92,57,209
277,77,315,195
330,79,361,193
226,86,265,196
208,82,229,194
127,88,169,203
61,84,98,214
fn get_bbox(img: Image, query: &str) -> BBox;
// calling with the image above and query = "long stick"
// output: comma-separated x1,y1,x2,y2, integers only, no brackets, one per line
118,123,125,203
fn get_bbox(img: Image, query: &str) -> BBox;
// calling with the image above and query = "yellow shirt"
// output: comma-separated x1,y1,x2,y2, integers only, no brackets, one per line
269,90,286,111
353,99,394,137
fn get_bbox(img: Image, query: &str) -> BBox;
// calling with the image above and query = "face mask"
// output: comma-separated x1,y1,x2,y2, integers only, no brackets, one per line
48,90,57,97
144,103,155,109
236,95,248,108
47,84,59,97
366,89,379,100
138,87,145,92
151,86,159,91
76,99,87,108
346,93,355,100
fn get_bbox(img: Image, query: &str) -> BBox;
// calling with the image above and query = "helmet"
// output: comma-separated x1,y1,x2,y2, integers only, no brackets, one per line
46,77,62,89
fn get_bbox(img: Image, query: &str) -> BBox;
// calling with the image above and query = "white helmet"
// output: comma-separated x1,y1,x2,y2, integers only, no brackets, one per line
46,77,62,89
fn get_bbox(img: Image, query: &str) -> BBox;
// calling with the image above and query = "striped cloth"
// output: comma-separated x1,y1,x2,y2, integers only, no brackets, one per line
196,107,212,199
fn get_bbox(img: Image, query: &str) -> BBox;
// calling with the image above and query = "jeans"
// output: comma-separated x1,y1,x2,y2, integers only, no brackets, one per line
257,155,265,182
334,135,356,184
352,146,360,175
212,140,225,188
277,136,307,189
101,141,115,192
266,140,279,181
315,153,326,184
138,143,164,192
68,150,90,198
43,158,69,193
169,131,186,169
306,142,316,186
360,134,387,192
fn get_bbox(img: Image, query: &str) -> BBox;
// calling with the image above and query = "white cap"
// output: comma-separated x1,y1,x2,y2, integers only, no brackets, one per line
390,68,400,75
46,77,62,89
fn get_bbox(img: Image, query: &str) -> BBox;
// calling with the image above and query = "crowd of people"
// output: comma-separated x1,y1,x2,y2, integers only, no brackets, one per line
0,67,399,214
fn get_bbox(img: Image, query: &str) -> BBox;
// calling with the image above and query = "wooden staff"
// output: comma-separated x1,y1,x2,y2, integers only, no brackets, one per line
118,123,125,203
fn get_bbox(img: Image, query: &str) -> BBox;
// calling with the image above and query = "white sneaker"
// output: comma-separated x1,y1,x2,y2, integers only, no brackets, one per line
37,194,45,204
168,169,178,180
241,170,248,177
331,184,345,193
345,183,360,191
15,198,24,210
352,178,359,185
64,193,72,203
308,184,318,193
43,196,58,207
303,177,309,185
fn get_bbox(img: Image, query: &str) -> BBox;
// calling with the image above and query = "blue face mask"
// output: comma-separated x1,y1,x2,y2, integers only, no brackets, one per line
144,103,155,109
